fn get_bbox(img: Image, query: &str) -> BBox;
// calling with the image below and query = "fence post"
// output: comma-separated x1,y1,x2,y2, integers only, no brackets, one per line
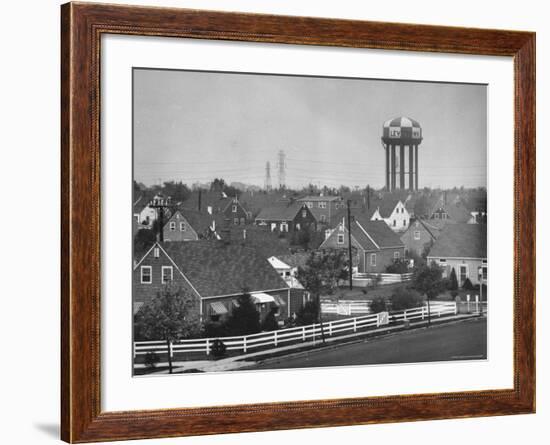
133,342,136,359
353,318,357,332
169,340,174,358
403,310,407,321
274,331,278,347
454,302,458,315
302,326,306,341
421,306,425,320
376,313,380,327
243,336,247,353
328,322,332,336
206,338,210,356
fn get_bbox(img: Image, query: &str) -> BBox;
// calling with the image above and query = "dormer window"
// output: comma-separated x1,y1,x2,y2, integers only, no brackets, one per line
232,205,237,213
169,222,176,231
337,234,344,244
302,210,307,218
180,222,186,231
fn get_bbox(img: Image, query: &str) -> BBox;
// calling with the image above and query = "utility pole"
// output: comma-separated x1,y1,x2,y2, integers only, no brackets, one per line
148,195,177,243
347,200,353,290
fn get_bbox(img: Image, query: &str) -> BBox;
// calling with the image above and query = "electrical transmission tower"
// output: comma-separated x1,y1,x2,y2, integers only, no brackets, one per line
277,150,286,189
264,161,272,191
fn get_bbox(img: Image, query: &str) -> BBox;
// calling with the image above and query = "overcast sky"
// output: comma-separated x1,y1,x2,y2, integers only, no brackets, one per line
133,68,487,189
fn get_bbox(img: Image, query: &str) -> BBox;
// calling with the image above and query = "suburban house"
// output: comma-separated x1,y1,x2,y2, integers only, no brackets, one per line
427,224,487,286
296,195,344,226
133,193,170,229
429,202,471,223
162,208,222,242
399,218,450,257
368,196,411,232
221,196,252,225
133,241,306,324
254,202,317,232
267,253,309,289
319,216,406,274
220,225,292,259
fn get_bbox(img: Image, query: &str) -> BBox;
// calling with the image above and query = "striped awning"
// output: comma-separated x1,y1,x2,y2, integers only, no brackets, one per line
251,293,275,304
273,295,287,307
209,301,228,315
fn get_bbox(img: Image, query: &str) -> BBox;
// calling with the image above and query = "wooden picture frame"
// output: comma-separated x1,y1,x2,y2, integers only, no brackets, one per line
61,2,535,442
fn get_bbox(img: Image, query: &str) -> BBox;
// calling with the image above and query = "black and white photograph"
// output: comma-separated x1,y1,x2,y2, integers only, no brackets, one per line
132,68,488,376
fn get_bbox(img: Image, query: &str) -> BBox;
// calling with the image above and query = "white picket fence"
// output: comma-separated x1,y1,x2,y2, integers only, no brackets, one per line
134,301,458,359
351,272,413,287
321,300,371,315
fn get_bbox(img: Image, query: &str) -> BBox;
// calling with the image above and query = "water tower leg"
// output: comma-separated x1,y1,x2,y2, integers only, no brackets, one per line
399,145,405,189
409,145,414,191
415,144,419,190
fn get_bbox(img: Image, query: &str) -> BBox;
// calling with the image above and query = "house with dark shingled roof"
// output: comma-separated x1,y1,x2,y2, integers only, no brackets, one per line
254,202,317,233
427,224,487,286
319,216,405,274
133,240,306,325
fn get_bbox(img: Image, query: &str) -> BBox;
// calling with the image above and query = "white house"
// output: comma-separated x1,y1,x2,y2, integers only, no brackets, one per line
369,197,411,232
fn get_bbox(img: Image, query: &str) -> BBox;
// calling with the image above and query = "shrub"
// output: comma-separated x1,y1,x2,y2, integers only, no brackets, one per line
462,278,475,290
295,300,319,326
369,297,387,314
389,287,424,311
261,308,279,332
144,352,160,370
448,268,459,290
386,260,409,274
211,339,226,358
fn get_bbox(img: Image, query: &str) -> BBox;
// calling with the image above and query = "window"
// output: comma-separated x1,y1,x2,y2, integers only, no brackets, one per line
403,220,406,226
318,202,326,209
414,230,421,240
394,251,400,259
320,214,326,223
140,266,152,284
306,202,313,208
434,213,440,219
280,222,288,232
153,247,160,258
232,205,237,213
302,210,307,218
439,258,447,264
234,218,239,225
180,222,186,231
161,266,173,283
169,221,176,231
482,266,488,280
295,223,301,230
370,253,376,266
337,234,344,244
240,217,245,225
393,220,396,227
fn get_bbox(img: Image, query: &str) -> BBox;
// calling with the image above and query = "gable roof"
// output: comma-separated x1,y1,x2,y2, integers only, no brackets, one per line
161,241,289,297
355,218,405,248
322,216,404,251
370,196,403,218
255,202,308,221
432,203,471,223
165,208,222,235
221,225,292,258
428,224,487,258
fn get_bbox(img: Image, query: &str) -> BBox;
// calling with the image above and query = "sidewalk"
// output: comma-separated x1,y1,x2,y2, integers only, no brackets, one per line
135,313,484,375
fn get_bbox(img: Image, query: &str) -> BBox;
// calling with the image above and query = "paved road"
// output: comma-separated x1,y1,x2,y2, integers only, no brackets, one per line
249,318,487,370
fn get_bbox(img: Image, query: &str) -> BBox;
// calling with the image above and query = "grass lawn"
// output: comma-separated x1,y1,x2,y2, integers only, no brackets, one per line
321,283,407,302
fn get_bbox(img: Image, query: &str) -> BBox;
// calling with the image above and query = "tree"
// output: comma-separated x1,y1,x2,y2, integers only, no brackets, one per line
369,297,387,314
134,285,202,373
295,299,319,326
162,180,191,203
295,250,349,342
412,261,449,325
224,290,261,336
134,228,156,254
389,287,424,311
449,267,459,291
386,259,409,274
261,307,279,332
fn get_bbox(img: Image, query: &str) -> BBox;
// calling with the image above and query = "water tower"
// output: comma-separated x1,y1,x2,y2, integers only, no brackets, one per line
382,117,422,191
